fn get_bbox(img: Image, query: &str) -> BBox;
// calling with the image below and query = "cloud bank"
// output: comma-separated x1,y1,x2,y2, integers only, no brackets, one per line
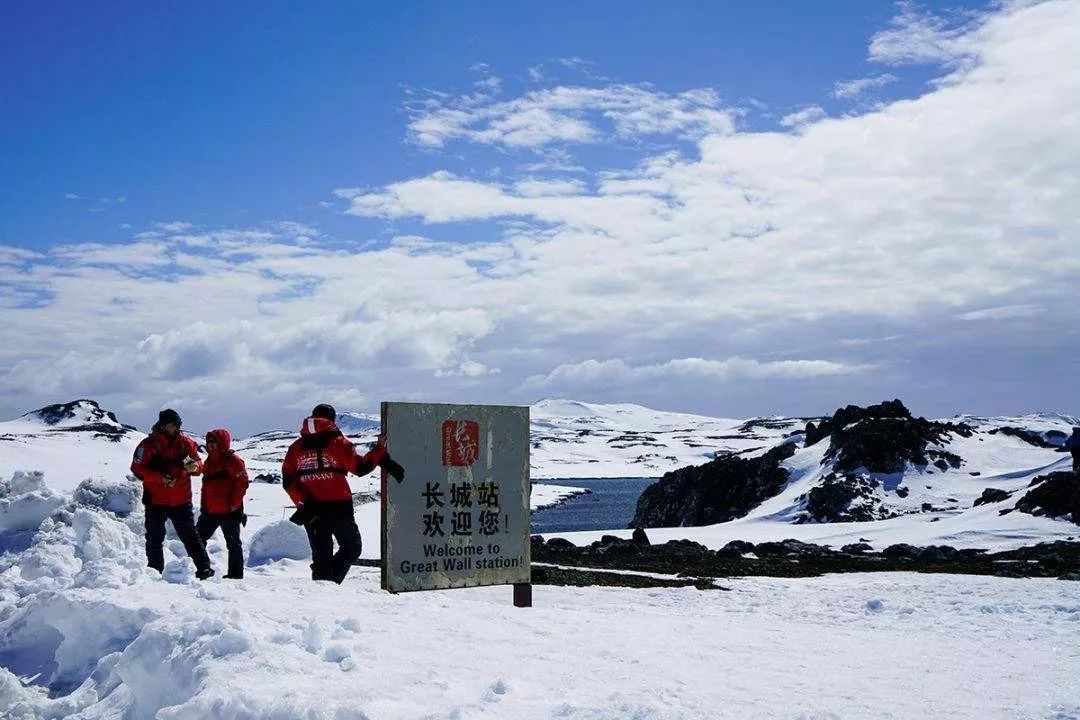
2,0,1078,431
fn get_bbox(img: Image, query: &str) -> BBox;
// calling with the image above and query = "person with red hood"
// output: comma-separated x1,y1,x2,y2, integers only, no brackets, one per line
282,403,405,583
130,408,214,579
196,428,249,579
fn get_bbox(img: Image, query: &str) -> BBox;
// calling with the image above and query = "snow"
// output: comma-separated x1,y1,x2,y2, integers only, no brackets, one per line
2,397,1080,717
247,520,312,566
0,474,1078,718
0,472,65,533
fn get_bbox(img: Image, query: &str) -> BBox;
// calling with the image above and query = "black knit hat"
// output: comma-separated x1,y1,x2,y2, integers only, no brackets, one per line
158,408,182,427
312,403,336,421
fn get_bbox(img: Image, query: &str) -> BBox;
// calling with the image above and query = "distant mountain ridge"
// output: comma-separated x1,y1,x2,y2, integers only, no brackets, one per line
2,398,1078,551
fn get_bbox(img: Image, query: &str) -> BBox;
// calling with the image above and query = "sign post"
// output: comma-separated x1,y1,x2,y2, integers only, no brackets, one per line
381,402,531,603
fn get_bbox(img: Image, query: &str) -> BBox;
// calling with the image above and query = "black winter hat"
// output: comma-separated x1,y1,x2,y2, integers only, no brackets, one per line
312,403,336,421
158,408,182,427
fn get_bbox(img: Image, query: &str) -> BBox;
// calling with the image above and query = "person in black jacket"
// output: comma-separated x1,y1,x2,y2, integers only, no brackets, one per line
1066,427,1080,473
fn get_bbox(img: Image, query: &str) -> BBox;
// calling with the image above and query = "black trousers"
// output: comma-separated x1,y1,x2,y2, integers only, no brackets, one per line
196,511,244,578
304,501,362,584
145,503,211,574
1072,450,1080,473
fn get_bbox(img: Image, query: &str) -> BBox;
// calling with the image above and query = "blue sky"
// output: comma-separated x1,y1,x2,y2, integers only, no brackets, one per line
2,0,1078,433
3,1,957,249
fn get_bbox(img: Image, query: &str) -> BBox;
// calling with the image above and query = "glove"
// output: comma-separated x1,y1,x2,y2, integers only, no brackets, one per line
380,455,405,483
289,504,313,526
232,508,247,526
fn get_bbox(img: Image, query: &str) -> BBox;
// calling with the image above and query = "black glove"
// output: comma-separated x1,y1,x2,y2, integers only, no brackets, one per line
380,455,405,483
289,504,313,526
232,508,247,526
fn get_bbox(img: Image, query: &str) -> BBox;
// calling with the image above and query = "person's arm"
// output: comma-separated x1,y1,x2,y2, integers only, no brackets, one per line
183,437,204,476
229,456,249,511
352,437,405,482
281,444,306,506
131,440,167,487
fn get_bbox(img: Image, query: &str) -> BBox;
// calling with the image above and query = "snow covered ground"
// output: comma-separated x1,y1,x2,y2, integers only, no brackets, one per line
1,474,1078,719
3,399,1080,718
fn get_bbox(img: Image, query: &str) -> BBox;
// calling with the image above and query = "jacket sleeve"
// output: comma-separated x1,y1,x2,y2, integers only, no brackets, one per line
352,441,387,476
281,443,306,506
183,437,204,476
131,439,166,487
229,455,249,510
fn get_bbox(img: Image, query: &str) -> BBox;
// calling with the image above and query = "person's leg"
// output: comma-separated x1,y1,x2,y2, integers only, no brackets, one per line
1072,450,1080,473
195,511,219,544
144,504,167,573
220,513,245,579
330,510,362,585
305,513,335,581
169,504,213,578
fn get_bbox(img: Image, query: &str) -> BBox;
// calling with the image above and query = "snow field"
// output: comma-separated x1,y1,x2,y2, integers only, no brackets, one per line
1,474,1079,719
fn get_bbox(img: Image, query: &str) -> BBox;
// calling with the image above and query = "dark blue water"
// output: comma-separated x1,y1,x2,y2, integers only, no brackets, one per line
531,477,657,534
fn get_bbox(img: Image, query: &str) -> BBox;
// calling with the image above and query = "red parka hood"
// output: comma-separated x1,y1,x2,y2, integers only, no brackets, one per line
300,416,339,436
206,428,232,452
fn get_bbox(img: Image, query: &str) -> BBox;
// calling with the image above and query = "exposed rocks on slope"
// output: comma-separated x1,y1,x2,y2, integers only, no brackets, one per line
1015,472,1080,524
629,443,797,528
806,399,971,474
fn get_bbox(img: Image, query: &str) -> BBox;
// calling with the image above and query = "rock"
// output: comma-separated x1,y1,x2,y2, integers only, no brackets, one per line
545,538,577,551
882,543,919,559
917,545,959,562
1014,472,1080,523
973,488,1011,507
658,539,712,558
719,540,756,556
805,473,882,522
809,399,971,474
630,442,796,528
755,539,831,557
841,543,874,554
631,527,650,546
987,426,1059,448
896,486,910,498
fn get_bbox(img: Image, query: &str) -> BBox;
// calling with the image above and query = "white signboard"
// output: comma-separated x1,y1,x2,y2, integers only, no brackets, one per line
381,402,531,593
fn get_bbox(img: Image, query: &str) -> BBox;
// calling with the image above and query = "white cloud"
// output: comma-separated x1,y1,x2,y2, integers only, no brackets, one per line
868,1,984,66
779,105,827,128
156,221,194,232
4,1,1080,430
832,73,899,99
957,304,1044,321
522,357,868,393
406,84,737,149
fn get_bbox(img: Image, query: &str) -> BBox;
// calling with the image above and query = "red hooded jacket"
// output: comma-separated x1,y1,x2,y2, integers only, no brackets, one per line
281,417,386,504
200,429,249,514
131,427,204,506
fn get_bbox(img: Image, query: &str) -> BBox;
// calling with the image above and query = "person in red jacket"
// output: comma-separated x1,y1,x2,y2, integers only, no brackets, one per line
282,403,404,583
196,428,249,579
130,408,214,579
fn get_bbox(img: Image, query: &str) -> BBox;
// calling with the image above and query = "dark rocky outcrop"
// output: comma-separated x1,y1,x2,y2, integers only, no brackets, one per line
973,488,1012,507
530,536,1080,580
804,399,971,474
987,426,1060,448
23,399,137,442
630,442,796,528
803,473,885,523
1015,472,1080,524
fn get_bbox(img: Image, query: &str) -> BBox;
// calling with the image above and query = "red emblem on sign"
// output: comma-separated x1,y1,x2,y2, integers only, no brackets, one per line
442,420,479,466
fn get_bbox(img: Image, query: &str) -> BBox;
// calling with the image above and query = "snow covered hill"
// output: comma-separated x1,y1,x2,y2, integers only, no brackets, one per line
2,398,1078,552
2,399,1080,717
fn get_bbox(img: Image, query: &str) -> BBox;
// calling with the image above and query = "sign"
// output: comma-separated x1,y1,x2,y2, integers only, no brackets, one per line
381,402,531,593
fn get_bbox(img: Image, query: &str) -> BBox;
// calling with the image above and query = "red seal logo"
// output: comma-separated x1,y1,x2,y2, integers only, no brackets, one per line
442,420,479,466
